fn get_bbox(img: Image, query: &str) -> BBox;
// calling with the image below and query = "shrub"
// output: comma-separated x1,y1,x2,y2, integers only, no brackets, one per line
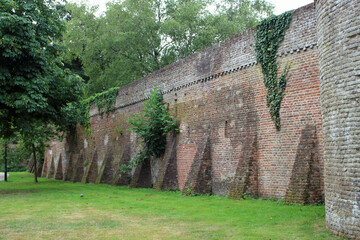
120,88,178,173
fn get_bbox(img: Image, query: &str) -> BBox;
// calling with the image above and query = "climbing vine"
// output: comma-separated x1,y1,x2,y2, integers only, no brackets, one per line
81,87,119,137
63,87,119,137
119,88,178,173
255,11,293,130
86,87,120,114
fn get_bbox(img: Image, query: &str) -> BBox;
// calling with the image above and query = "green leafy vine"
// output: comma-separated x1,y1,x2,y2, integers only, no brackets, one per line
63,87,119,137
119,88,178,173
255,11,293,130
81,87,119,137
81,87,119,135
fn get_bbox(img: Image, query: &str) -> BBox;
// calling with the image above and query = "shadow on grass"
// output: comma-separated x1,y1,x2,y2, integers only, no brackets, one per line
0,182,75,196
0,189,43,195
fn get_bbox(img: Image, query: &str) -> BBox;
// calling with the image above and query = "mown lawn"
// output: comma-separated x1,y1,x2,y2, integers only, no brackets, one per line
0,172,343,240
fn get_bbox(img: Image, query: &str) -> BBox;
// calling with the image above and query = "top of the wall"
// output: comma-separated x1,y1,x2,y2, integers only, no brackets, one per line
90,3,317,117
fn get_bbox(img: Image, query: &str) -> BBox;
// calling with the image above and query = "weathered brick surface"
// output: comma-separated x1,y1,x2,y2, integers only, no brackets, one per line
54,155,63,180
284,124,322,204
43,4,325,204
112,143,131,186
182,135,212,195
46,156,55,179
130,157,153,188
97,145,115,184
153,133,179,191
315,0,360,238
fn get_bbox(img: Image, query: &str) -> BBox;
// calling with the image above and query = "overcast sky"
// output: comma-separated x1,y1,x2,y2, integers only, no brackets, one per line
268,0,313,14
72,0,314,16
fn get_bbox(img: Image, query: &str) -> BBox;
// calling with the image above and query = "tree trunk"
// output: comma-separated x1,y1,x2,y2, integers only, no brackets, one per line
4,140,7,182
32,144,38,183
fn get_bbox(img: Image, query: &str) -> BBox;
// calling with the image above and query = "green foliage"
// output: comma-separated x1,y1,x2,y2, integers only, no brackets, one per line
214,0,274,39
255,11,293,130
0,0,83,138
183,186,198,196
0,139,28,172
21,121,58,176
62,2,100,91
0,0,85,181
162,0,214,63
63,0,274,96
63,1,149,97
83,159,89,167
121,88,178,172
81,87,119,136
86,87,119,114
0,123,58,176
115,126,123,136
63,87,119,137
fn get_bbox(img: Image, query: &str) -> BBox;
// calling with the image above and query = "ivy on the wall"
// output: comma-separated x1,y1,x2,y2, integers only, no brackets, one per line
87,87,119,114
255,11,293,130
80,87,119,137
63,87,120,137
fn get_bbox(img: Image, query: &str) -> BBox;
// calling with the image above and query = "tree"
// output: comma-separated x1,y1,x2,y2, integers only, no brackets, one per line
63,0,274,96
0,0,83,181
63,0,164,96
0,0,83,137
21,121,58,183
216,0,273,33
0,123,58,182
161,0,215,63
0,136,29,173
62,2,99,85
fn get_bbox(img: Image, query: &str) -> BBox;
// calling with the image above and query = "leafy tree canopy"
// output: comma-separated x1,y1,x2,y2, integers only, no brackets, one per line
0,0,83,138
63,0,274,96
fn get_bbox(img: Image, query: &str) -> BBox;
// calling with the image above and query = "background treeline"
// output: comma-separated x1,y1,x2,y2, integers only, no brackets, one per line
0,139,31,172
63,0,274,97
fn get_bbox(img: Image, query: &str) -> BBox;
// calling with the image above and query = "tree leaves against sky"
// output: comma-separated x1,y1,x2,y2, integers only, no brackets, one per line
63,0,274,96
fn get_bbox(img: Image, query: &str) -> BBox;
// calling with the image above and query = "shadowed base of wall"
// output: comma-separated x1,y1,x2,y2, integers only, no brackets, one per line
285,124,323,204
112,143,131,186
71,150,85,183
42,156,49,177
182,135,212,196
228,134,259,199
65,152,76,181
82,150,98,183
46,156,55,179
63,134,75,181
96,146,114,184
54,155,63,180
153,133,178,191
130,157,152,188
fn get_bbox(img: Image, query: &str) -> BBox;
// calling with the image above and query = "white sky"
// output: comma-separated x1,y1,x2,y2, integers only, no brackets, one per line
72,0,314,16
268,0,313,15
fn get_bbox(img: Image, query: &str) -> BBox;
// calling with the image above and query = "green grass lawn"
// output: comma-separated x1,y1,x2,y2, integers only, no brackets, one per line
0,172,343,240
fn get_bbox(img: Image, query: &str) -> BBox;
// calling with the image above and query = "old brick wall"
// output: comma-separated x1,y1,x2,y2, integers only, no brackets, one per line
316,0,360,238
43,3,324,203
